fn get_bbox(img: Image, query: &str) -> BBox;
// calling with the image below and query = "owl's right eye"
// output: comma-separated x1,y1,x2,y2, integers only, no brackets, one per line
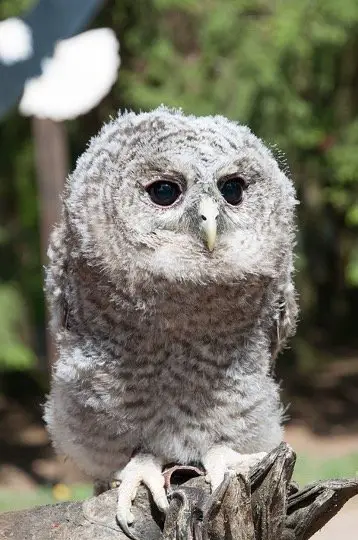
146,181,182,207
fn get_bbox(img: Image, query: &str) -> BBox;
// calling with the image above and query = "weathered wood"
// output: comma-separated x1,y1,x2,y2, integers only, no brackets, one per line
0,443,357,540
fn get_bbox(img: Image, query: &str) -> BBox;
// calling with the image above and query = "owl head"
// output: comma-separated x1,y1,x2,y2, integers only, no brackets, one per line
64,107,297,286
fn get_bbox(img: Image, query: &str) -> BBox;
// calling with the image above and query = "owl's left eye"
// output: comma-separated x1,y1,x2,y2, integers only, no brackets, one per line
218,175,246,206
146,181,182,206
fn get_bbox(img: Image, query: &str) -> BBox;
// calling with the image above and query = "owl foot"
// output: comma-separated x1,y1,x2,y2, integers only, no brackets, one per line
114,453,168,537
202,446,267,491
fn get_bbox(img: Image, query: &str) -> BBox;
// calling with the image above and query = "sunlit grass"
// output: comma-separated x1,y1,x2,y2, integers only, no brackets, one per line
293,452,358,487
0,483,92,512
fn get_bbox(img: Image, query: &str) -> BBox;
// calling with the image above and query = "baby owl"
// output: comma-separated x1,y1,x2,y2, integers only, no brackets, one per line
44,107,298,532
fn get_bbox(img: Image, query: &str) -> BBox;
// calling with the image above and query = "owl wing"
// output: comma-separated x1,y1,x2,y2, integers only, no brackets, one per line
45,221,70,335
270,281,298,364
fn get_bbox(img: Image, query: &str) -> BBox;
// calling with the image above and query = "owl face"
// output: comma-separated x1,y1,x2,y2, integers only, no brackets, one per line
66,108,297,285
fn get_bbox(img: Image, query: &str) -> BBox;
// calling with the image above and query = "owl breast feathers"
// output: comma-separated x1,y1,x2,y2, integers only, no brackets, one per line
44,106,298,486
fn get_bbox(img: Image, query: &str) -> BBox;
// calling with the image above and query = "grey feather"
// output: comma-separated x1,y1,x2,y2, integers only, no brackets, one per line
44,106,298,481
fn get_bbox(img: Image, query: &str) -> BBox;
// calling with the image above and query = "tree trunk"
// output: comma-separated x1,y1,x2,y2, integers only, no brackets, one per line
0,443,357,540
32,117,69,370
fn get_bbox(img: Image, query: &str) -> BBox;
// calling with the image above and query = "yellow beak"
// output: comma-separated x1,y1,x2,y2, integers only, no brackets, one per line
199,198,219,252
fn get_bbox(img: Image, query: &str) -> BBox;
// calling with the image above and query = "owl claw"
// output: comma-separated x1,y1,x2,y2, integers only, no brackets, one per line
116,509,136,540
202,446,267,491
115,453,168,536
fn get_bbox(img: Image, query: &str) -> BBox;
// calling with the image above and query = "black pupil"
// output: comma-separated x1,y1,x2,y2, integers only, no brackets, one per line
148,181,181,206
219,179,243,205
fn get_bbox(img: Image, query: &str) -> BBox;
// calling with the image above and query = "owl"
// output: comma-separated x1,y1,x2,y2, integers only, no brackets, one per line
44,107,298,534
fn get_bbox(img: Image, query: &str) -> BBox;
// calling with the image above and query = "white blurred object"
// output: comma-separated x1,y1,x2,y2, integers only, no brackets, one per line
0,17,33,65
19,28,120,120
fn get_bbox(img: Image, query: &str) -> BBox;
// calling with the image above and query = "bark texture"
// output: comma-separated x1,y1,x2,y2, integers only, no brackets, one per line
0,443,357,540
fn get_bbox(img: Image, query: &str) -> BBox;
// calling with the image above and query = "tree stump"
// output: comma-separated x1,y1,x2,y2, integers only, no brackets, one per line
0,443,357,540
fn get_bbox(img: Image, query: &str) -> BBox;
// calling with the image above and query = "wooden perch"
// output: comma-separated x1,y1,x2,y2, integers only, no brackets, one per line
0,443,357,540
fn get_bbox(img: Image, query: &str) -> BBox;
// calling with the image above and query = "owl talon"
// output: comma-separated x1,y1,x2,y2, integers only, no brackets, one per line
116,509,135,537
115,453,168,535
203,446,267,491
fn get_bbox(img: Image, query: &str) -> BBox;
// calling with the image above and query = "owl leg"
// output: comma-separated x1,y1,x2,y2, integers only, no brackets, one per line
202,446,267,491
114,453,168,535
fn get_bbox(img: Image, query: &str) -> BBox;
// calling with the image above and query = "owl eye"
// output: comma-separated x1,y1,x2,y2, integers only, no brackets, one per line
218,176,245,206
146,181,182,206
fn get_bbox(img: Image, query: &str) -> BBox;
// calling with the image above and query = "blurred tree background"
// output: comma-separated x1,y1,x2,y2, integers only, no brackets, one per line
1,0,358,434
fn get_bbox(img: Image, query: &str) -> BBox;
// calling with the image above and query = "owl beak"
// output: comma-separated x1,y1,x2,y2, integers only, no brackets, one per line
199,198,219,252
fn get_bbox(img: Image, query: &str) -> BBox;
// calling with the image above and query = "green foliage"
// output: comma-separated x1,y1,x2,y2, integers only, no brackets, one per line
0,284,36,370
0,0,35,18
